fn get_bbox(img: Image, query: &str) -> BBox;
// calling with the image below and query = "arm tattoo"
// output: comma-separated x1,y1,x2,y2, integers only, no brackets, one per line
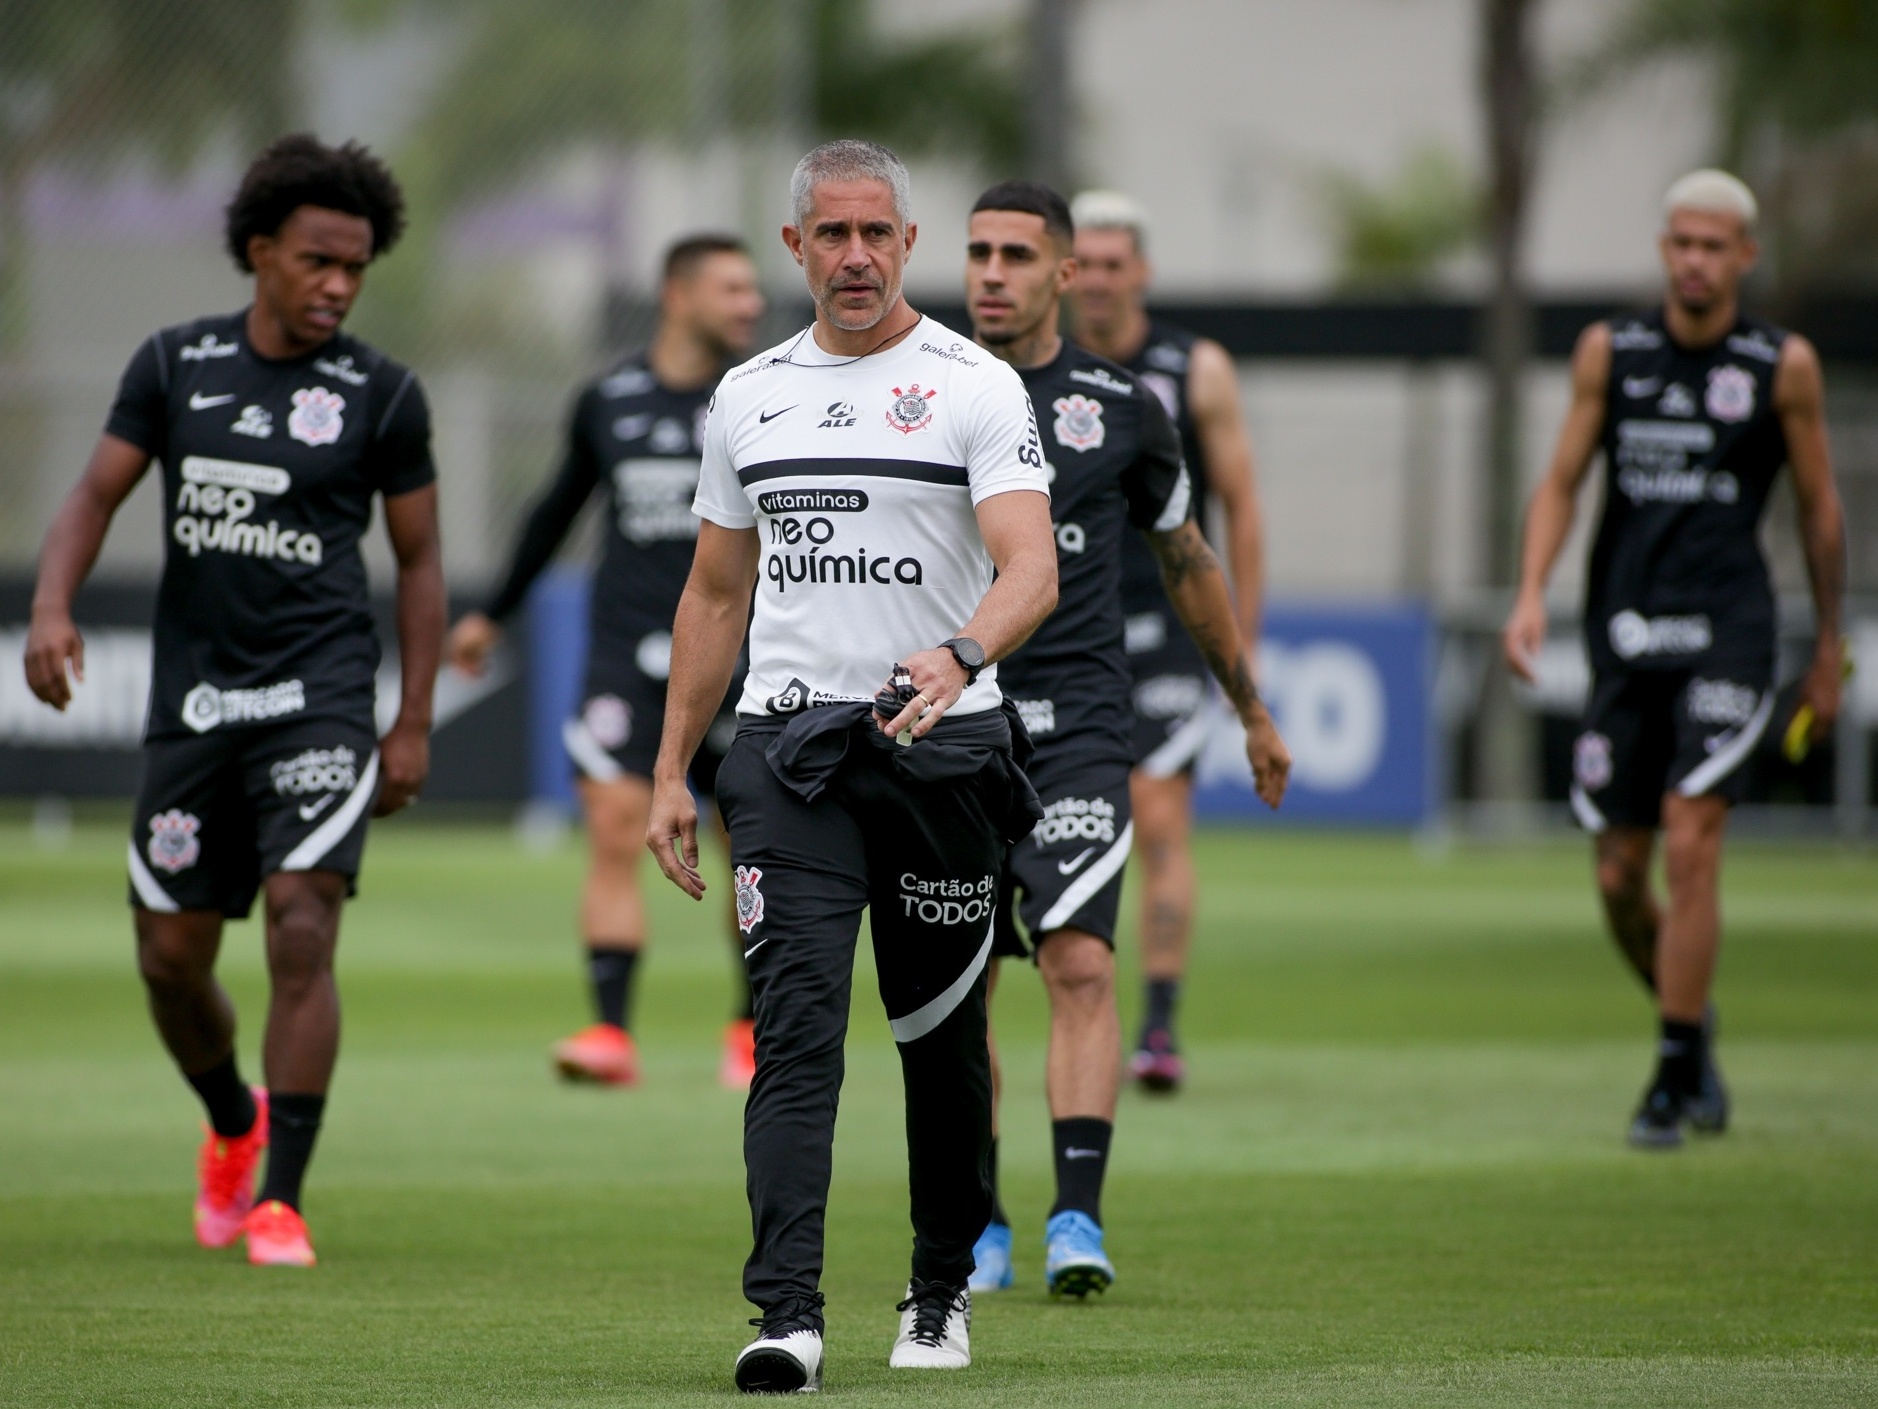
1150,521,1218,589
1149,522,1260,713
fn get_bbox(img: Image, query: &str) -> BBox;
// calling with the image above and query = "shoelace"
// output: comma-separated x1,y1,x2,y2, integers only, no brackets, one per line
896,1279,964,1347
750,1290,825,1338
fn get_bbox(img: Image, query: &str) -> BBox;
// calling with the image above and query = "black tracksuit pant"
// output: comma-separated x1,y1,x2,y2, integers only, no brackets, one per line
717,711,1024,1317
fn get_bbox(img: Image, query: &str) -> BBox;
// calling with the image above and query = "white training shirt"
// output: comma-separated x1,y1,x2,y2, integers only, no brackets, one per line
694,315,1049,718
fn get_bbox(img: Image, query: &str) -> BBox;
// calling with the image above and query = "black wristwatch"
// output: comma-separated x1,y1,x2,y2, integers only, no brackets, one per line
940,636,986,687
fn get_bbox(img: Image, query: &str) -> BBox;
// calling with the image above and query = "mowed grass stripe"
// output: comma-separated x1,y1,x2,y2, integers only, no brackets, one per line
0,822,1873,1406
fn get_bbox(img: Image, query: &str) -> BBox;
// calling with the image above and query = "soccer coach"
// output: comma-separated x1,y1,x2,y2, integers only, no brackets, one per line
647,140,1057,1392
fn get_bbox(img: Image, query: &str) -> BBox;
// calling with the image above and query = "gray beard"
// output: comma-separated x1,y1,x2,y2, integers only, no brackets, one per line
815,271,902,332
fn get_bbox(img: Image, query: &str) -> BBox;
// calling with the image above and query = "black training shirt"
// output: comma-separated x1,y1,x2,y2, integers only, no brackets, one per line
1118,321,1210,620
482,355,712,669
106,311,434,741
999,341,1192,758
1586,308,1789,676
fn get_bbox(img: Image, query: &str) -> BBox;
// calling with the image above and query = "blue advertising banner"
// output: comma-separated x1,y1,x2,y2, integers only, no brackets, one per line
526,579,1435,825
1192,603,1435,825
526,567,591,810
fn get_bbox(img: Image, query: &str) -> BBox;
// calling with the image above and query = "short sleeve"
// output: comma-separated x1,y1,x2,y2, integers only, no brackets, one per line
961,363,1051,506
103,335,170,454
369,371,437,498
1122,386,1192,532
692,392,756,529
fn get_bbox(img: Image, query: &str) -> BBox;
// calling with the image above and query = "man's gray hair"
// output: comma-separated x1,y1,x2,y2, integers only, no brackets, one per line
790,139,912,229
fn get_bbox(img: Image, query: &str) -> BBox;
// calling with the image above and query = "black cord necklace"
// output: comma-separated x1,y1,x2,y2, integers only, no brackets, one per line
765,311,921,369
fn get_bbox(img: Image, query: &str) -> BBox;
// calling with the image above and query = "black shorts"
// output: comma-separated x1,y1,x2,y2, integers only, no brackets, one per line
994,747,1134,960
562,637,739,794
1124,607,1212,777
1569,663,1775,832
129,717,381,918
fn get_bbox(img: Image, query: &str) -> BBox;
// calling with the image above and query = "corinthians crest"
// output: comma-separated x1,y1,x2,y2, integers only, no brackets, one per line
734,865,765,934
1052,393,1106,451
288,386,346,446
1705,364,1755,423
885,384,936,435
147,809,202,874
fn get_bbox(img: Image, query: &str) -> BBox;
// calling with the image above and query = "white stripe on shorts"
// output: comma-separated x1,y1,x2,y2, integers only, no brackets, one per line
1139,705,1212,780
562,718,624,783
127,840,181,912
279,749,380,872
1037,820,1135,933
1676,690,1774,798
1568,783,1608,834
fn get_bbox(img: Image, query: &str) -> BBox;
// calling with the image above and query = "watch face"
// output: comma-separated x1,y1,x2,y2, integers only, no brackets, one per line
952,638,985,669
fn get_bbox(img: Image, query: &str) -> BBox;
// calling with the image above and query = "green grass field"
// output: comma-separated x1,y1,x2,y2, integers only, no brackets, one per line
1,814,1874,1407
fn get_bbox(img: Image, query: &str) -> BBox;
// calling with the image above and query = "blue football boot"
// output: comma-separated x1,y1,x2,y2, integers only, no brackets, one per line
1043,1210,1114,1298
968,1220,1014,1293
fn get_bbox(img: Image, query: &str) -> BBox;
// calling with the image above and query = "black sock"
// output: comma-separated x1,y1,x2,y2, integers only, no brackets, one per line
988,1136,1010,1228
1142,979,1180,1043
1049,1117,1112,1225
185,1053,257,1138
587,947,639,1031
257,1092,325,1211
1654,1019,1704,1097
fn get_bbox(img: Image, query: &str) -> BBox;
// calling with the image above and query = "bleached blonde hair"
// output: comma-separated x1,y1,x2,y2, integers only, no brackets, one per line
1070,189,1150,252
1664,169,1758,234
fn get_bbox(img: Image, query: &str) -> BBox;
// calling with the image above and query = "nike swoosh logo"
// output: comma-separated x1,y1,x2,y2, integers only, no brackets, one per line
758,406,797,423
743,937,771,959
1063,1147,1103,1159
189,392,236,410
298,795,336,821
1621,377,1661,398
1057,847,1097,875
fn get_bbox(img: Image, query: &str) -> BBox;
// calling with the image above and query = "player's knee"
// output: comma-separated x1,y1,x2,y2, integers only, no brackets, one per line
1595,855,1647,908
264,889,340,988
1662,827,1721,889
136,934,206,996
1038,933,1115,1009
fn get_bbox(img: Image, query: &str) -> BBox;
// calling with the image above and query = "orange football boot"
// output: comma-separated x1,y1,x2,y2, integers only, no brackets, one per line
552,1023,639,1086
194,1087,269,1249
719,1018,757,1090
244,1199,316,1267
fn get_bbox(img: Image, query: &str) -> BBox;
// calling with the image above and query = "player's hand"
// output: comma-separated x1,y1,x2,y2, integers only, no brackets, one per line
447,612,500,677
1799,638,1845,741
23,606,85,712
879,649,969,741
374,718,430,816
647,772,705,899
1243,700,1291,809
1502,592,1547,684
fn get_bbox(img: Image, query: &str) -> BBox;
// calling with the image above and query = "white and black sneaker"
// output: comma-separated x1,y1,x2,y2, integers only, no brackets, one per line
889,1279,971,1369
735,1292,825,1394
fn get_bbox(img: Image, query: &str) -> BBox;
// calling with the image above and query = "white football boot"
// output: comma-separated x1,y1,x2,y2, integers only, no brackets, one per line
888,1280,971,1369
735,1294,825,1394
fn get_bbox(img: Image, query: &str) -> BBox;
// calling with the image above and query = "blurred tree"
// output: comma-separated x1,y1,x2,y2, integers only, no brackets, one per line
0,0,296,350
1593,0,1878,299
1322,145,1480,293
348,0,1021,208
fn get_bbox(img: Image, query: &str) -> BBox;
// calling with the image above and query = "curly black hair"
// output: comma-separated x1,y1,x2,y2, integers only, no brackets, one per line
224,133,407,272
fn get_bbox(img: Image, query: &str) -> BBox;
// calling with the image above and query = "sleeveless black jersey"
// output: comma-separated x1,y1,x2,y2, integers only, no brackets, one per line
1118,321,1209,615
483,355,713,665
1585,309,1789,676
105,312,434,742
999,341,1192,756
